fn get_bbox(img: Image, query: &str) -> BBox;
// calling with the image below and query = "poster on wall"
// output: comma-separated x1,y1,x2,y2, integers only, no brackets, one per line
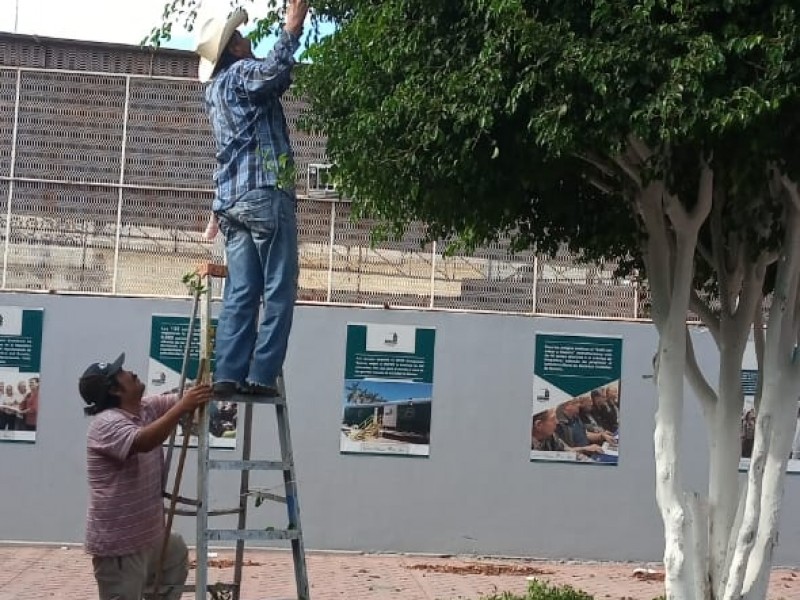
148,315,236,449
531,333,622,465
341,323,436,456
0,306,43,443
739,341,800,473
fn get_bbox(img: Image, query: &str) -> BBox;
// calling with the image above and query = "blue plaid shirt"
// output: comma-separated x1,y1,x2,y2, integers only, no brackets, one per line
205,30,300,211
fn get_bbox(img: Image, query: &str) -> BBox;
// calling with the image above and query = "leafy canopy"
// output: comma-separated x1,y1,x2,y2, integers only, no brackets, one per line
298,0,800,268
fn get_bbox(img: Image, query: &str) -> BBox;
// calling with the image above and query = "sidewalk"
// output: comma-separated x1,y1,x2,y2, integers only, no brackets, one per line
1,544,799,600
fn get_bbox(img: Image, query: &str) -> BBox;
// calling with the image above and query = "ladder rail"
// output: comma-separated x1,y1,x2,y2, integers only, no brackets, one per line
157,263,310,600
162,284,202,489
275,375,311,600
195,274,214,600
232,401,254,600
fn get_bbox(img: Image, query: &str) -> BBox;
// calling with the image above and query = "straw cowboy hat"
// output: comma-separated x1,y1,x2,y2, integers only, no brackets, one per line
194,8,248,83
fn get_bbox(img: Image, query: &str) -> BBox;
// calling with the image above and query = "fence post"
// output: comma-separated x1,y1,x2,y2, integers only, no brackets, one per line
429,241,437,309
111,75,131,294
2,69,22,289
531,255,539,314
326,200,335,302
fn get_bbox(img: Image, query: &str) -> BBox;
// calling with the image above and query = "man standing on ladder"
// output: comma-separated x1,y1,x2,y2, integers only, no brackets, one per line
79,353,212,599
195,0,309,398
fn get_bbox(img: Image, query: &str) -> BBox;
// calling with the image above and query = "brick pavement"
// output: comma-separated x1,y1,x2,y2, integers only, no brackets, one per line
1,545,799,600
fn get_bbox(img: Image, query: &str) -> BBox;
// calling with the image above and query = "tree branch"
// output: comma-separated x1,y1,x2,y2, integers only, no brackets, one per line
753,303,765,411
626,134,653,164
690,290,721,344
709,181,731,316
733,255,767,335
690,159,714,225
587,176,616,196
696,241,714,270
685,328,717,418
780,174,800,211
612,154,643,189
576,152,617,179
638,182,672,328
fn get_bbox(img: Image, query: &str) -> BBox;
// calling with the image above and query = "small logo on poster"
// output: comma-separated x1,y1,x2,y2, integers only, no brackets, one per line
366,324,416,353
0,307,23,336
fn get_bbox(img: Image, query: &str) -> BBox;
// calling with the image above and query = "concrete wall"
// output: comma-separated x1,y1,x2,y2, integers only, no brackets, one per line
1,291,798,565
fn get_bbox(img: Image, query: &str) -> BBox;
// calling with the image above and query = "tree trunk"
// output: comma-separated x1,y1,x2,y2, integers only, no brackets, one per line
725,190,800,600
654,321,697,600
741,379,797,599
709,351,747,596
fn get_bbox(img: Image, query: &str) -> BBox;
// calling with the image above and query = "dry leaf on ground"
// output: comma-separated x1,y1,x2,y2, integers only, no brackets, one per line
407,563,553,576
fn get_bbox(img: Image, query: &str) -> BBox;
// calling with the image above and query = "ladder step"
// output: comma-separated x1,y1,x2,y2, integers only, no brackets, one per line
216,392,286,405
206,528,300,541
247,490,287,504
145,583,239,598
171,506,242,517
209,459,290,471
197,262,228,279
163,492,200,506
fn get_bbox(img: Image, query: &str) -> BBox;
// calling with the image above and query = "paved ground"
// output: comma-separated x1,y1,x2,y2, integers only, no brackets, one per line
1,545,800,600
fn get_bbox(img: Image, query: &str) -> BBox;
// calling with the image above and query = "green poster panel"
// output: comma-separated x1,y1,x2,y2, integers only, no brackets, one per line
0,307,44,444
531,333,622,466
341,323,436,457
148,314,234,449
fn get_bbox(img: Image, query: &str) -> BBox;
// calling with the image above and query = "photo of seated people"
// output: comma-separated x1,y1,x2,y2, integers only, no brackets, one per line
531,383,619,463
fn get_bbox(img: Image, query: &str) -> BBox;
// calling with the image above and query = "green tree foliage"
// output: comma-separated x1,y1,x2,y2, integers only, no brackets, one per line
299,0,800,273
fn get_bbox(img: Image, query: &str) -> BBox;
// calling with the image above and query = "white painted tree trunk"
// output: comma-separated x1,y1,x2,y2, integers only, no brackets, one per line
654,322,695,600
708,346,749,596
650,230,709,598
624,159,799,600
720,190,800,600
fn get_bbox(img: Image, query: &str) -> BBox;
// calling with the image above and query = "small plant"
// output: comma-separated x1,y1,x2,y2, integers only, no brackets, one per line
260,148,297,191
483,579,594,600
182,271,206,295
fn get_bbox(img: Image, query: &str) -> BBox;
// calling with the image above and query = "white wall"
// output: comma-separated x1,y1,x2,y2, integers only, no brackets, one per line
1,292,798,565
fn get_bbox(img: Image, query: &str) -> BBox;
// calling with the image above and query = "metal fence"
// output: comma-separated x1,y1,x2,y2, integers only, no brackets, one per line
0,33,647,319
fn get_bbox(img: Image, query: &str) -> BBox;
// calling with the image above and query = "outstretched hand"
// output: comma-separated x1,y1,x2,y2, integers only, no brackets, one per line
285,0,309,37
180,384,213,413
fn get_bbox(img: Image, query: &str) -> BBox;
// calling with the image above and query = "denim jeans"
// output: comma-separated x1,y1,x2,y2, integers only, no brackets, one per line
214,187,298,387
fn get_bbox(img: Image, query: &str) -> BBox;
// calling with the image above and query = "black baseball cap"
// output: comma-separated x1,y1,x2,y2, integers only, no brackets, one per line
79,353,125,415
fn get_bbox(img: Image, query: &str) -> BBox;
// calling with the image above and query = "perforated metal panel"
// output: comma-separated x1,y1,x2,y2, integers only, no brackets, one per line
15,71,126,183
0,69,17,177
116,188,221,296
126,78,215,188
41,41,197,79
297,198,333,302
5,181,116,293
535,250,637,318
329,203,433,307
0,38,46,69
434,239,537,313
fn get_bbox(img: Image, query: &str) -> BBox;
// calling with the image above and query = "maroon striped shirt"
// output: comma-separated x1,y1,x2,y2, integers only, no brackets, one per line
85,394,176,557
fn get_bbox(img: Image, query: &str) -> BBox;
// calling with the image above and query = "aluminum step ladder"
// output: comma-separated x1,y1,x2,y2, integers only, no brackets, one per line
154,263,310,600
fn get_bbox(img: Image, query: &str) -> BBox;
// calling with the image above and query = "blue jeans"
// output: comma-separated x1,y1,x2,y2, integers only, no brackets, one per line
214,188,298,387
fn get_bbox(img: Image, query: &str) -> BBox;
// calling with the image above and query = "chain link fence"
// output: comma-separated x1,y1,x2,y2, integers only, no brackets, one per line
0,33,647,319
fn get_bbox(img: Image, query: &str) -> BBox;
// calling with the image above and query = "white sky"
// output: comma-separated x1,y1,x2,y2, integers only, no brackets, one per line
0,0,323,50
